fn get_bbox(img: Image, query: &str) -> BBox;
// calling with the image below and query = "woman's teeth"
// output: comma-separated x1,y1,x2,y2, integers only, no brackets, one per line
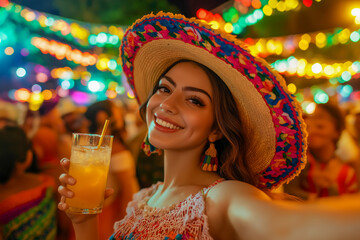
156,118,181,130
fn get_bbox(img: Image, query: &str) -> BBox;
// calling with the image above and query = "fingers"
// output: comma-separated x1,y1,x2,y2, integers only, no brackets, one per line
60,158,70,172
58,185,74,198
59,173,76,185
58,196,69,211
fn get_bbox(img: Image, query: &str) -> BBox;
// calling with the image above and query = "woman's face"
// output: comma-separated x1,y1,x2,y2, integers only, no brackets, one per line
146,62,215,151
305,106,339,150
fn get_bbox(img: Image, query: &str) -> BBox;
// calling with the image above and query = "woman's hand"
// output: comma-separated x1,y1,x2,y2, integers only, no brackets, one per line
57,158,114,224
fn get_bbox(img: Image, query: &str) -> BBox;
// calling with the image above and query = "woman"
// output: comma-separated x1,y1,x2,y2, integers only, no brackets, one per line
58,13,360,239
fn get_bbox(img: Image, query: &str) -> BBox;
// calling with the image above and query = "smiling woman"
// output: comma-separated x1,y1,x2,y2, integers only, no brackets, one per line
57,12,360,240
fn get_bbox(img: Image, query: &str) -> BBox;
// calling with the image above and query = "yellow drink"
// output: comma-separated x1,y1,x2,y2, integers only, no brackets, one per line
66,136,112,214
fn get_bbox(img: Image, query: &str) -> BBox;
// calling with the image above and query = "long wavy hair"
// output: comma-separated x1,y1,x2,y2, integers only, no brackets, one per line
139,60,258,186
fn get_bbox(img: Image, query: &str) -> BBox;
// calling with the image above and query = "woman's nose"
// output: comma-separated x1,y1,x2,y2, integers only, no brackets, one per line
160,94,178,114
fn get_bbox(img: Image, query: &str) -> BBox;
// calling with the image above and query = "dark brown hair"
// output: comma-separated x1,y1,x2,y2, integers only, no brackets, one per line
139,59,258,186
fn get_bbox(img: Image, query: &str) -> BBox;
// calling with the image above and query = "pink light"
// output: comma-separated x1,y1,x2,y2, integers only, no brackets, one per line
71,91,90,105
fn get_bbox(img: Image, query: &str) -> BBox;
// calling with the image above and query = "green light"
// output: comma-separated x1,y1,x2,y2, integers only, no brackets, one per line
108,59,117,70
223,12,231,22
89,35,97,45
232,23,242,35
350,31,360,42
254,9,264,20
314,91,329,104
45,17,54,26
341,71,352,81
109,35,119,45
340,85,353,98
329,78,338,84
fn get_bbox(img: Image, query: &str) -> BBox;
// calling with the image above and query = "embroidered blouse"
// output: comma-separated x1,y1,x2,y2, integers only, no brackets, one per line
110,179,223,240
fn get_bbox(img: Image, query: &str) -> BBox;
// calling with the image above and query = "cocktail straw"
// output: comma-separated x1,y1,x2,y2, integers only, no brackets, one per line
97,119,109,149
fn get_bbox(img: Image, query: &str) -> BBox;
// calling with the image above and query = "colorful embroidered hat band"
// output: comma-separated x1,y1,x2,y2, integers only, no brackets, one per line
120,12,307,189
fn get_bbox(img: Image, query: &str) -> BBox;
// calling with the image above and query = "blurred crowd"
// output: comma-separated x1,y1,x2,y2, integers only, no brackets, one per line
0,97,163,240
0,96,359,239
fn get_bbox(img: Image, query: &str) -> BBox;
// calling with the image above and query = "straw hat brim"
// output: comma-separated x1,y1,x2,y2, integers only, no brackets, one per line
120,12,307,189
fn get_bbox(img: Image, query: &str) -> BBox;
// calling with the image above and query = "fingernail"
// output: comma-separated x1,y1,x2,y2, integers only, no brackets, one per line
68,190,73,197
68,178,75,185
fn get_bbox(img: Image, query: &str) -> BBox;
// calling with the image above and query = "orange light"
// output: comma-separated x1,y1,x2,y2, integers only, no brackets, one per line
196,9,208,19
15,88,30,102
42,90,53,100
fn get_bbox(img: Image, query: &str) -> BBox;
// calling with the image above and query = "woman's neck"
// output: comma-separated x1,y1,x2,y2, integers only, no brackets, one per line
161,148,220,192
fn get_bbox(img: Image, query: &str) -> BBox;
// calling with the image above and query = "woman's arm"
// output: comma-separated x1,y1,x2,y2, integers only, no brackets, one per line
207,181,360,240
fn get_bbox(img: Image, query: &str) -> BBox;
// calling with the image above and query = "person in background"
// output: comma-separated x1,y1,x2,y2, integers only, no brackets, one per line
58,97,88,135
0,125,57,239
284,102,358,200
31,99,74,240
84,100,139,240
125,103,164,188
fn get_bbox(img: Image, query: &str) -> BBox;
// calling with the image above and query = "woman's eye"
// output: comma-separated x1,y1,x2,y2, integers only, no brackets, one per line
157,86,170,93
188,97,205,107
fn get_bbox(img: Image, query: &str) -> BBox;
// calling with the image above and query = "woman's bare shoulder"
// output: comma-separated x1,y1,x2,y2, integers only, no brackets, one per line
208,180,270,203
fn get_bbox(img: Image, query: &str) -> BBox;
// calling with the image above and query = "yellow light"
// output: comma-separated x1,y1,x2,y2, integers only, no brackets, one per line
298,39,309,50
255,41,265,53
224,23,233,33
356,16,360,25
38,15,47,27
315,32,327,48
96,58,109,71
269,0,278,8
298,59,307,68
285,0,299,9
287,83,297,94
338,28,350,44
315,32,326,43
263,5,273,16
276,1,286,12
275,42,283,55
109,26,118,35
30,93,44,105
127,91,135,99
108,81,118,89
301,34,311,42
29,104,41,111
324,65,334,76
209,21,220,29
4,47,14,55
266,40,276,53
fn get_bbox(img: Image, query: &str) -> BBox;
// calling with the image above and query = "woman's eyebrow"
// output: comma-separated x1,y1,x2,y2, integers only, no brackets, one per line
161,75,212,101
183,86,212,101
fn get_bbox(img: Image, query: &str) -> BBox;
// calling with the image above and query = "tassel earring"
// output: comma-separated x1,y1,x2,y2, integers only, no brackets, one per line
200,141,218,172
142,134,161,156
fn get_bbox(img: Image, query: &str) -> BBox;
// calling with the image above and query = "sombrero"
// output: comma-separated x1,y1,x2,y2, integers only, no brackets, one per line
120,12,307,189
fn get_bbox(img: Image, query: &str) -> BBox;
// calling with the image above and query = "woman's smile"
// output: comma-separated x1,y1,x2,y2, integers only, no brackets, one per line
154,116,183,132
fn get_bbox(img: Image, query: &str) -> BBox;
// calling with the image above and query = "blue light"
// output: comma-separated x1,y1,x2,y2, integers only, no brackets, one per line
16,67,26,77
